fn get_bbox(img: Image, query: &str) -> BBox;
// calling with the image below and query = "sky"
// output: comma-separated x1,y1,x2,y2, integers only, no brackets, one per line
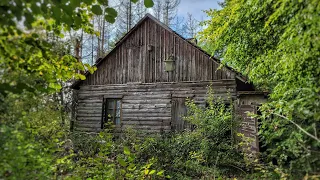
177,0,222,21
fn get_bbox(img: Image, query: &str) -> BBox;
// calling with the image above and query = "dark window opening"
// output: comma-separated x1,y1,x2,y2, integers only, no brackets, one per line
257,106,267,153
101,98,122,129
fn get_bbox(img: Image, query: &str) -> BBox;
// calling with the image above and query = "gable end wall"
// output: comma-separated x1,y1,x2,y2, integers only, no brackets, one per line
82,18,235,86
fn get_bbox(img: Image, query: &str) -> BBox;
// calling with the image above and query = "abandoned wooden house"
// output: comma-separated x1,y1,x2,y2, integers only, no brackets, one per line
71,14,266,152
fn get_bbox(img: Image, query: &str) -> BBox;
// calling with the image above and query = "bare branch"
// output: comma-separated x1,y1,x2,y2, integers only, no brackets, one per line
272,113,320,143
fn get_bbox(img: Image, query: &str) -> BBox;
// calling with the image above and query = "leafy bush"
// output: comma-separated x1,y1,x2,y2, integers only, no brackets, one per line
65,88,246,179
118,89,245,179
0,93,71,179
199,0,320,178
7,87,315,179
67,130,166,180
0,93,165,179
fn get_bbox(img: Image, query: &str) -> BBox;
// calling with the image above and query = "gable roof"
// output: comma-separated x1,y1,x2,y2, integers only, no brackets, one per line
71,13,248,89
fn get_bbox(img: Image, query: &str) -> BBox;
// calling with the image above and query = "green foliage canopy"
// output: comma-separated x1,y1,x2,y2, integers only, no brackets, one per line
0,0,154,96
199,0,320,177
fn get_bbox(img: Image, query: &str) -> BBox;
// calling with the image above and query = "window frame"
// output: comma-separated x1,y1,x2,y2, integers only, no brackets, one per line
101,96,122,129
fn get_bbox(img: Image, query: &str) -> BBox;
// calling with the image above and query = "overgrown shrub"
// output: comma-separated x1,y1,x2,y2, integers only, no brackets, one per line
67,130,166,179
117,88,246,179
0,93,165,179
5,88,304,179
0,93,71,179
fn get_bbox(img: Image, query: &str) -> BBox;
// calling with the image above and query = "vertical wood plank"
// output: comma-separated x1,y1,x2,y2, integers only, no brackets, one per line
169,32,173,81
183,40,187,81
150,20,154,82
164,29,167,82
159,25,163,82
143,20,147,83
121,41,125,83
174,36,179,82
154,22,157,82
146,19,150,83
202,54,206,81
116,44,119,83
188,47,191,81
192,48,196,81
138,27,142,82
180,39,183,82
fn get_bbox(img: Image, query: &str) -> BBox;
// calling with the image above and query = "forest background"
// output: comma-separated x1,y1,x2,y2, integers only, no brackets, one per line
0,0,319,179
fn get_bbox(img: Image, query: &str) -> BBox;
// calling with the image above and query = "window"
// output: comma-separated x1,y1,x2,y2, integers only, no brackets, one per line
101,98,122,129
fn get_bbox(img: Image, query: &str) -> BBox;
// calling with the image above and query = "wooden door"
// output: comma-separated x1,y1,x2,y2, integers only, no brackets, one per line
171,98,190,131
237,104,259,152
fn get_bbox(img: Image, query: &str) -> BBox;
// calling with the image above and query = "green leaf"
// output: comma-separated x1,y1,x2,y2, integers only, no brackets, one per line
123,146,130,155
74,16,82,27
97,0,108,5
117,157,127,167
144,169,149,175
104,7,117,23
131,0,139,3
105,15,115,23
31,3,41,14
83,0,94,5
49,83,62,90
128,163,136,171
62,14,73,26
92,5,103,15
70,0,80,9
52,7,61,20
127,154,135,162
24,13,34,29
105,7,117,17
31,33,39,38
144,0,154,8
149,170,156,175
156,170,164,176
78,74,86,80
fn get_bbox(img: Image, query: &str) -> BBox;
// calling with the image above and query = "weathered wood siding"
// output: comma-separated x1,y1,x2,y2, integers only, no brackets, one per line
75,80,237,132
82,18,235,86
236,94,267,152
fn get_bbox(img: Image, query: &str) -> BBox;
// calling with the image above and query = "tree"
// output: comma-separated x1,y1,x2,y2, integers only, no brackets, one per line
199,0,320,178
0,0,154,95
162,0,180,26
171,16,185,37
0,1,154,178
183,13,200,39
117,0,135,33
135,0,148,20
152,0,163,20
95,10,114,59
152,0,180,26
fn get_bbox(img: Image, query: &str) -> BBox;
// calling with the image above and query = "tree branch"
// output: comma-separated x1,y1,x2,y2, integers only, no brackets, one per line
272,113,320,143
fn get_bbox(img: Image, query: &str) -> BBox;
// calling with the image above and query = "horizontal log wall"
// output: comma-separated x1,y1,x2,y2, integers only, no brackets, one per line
82,18,235,86
75,80,237,132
